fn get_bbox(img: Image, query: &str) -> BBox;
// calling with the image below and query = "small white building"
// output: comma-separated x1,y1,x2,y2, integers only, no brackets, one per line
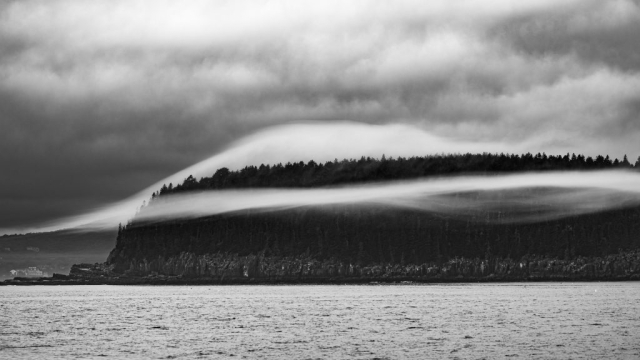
11,267,46,277
25,267,43,276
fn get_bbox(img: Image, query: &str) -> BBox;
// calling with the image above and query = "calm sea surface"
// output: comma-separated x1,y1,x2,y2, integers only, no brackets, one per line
1,283,639,359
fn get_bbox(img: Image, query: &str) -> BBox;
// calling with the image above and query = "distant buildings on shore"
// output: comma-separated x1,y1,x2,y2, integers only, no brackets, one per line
10,267,49,278
1,246,40,252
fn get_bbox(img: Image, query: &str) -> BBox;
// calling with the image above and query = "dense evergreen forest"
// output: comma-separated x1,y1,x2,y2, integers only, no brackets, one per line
113,205,640,265
103,152,640,281
155,152,639,196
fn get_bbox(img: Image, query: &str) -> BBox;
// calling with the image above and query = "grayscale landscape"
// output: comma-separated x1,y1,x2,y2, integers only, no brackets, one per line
1,0,640,358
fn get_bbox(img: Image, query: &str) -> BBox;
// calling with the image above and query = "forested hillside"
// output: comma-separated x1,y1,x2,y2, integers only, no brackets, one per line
93,152,640,283
110,204,640,266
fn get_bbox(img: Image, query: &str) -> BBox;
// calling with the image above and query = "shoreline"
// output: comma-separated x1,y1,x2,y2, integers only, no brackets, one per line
6,248,639,286
3,275,640,286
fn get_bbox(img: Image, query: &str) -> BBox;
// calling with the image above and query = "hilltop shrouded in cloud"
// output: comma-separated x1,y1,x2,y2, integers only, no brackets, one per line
1,0,639,231
6,122,640,235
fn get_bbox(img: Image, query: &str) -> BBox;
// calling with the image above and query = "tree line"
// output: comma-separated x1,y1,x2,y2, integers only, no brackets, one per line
154,152,640,198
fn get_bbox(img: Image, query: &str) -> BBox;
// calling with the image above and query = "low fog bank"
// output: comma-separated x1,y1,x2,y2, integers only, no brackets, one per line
131,170,640,226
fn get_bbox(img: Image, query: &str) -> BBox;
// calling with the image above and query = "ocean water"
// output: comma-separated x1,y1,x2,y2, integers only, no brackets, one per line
1,283,639,359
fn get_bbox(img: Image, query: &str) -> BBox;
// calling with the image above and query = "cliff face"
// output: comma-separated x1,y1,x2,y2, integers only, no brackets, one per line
66,250,640,283
102,205,640,282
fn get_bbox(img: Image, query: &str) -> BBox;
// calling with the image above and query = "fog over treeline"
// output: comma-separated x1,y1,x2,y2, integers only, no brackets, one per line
114,152,640,227
101,151,640,274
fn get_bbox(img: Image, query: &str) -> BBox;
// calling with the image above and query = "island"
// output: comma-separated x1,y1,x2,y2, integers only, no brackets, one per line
5,152,640,285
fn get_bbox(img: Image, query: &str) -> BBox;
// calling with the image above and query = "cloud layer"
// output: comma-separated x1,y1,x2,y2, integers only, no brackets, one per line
28,169,640,233
1,0,640,230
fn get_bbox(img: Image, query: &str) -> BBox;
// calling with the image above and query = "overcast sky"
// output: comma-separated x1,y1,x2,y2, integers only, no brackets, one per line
1,0,640,232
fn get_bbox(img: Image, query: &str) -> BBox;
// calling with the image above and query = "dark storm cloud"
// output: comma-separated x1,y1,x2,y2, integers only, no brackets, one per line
491,0,640,72
1,0,639,232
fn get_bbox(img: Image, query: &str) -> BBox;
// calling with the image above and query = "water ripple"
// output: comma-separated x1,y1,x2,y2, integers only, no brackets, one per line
1,283,639,359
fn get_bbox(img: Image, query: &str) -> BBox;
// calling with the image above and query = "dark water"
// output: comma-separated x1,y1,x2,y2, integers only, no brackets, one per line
1,283,639,359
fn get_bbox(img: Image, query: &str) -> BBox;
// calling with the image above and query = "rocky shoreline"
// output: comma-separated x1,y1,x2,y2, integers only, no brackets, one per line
4,249,640,285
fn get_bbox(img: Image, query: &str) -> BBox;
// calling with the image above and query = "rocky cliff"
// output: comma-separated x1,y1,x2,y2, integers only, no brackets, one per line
47,249,639,285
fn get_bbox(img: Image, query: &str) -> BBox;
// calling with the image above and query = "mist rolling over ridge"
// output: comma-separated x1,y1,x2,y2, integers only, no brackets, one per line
131,171,640,226
5,122,639,281
7,122,639,234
